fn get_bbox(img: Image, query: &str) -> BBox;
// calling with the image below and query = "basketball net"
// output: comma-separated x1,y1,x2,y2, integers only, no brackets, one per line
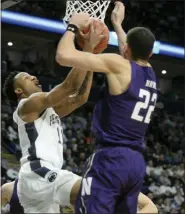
63,0,111,26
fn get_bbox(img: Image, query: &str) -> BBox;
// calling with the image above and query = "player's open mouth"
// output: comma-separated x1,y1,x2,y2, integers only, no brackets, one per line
35,82,42,88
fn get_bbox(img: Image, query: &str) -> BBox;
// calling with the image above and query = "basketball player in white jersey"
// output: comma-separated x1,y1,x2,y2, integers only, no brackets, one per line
2,21,105,213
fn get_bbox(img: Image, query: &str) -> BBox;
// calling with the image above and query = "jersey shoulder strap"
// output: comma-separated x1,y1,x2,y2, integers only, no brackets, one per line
13,99,28,126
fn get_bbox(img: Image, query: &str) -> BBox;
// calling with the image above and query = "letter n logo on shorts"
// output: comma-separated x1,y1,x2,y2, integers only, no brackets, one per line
81,177,92,196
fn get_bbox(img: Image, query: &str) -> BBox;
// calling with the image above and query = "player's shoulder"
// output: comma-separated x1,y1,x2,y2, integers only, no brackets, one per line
15,92,46,112
19,92,49,109
102,53,131,74
13,92,47,123
103,53,129,64
19,92,50,115
13,98,28,124
24,92,48,104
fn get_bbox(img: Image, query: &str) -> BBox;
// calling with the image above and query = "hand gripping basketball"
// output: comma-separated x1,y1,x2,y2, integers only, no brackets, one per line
77,18,110,54
69,12,91,30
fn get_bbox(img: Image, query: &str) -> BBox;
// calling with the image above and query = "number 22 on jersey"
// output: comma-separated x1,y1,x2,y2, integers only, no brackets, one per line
131,89,157,124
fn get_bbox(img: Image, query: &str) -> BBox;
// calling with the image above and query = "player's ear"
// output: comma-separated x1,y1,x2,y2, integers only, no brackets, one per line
15,88,23,95
148,52,153,58
125,43,130,53
124,43,131,58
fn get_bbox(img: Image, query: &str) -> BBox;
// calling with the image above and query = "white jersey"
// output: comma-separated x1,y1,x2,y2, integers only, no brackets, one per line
13,99,64,169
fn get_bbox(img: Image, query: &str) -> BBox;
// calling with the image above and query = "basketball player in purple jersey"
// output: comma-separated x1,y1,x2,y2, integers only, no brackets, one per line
57,5,157,214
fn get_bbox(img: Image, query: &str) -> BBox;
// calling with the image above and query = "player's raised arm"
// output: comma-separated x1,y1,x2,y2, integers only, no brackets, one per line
56,13,128,74
111,1,127,56
2,68,90,123
16,71,85,120
137,193,158,213
54,21,108,117
54,71,93,117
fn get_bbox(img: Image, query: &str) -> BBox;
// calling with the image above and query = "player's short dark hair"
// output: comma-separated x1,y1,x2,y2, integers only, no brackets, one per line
3,71,19,102
127,27,155,60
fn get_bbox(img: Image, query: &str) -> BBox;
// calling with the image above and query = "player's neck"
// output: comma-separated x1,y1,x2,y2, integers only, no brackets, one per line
17,94,28,103
135,60,151,67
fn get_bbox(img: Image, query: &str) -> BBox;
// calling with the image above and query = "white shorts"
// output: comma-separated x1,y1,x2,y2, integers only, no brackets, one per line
17,162,81,213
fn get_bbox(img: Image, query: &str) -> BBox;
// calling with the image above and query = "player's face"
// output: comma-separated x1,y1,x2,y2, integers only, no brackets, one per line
14,72,42,98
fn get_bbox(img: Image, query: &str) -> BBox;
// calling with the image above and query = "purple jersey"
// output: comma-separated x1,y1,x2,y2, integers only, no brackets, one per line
9,179,24,214
91,61,157,151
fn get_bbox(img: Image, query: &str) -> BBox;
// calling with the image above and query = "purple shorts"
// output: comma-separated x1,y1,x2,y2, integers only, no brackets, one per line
75,146,146,214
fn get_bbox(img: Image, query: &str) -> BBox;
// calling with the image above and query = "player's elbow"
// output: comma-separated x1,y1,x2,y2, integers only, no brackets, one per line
55,51,66,66
138,202,158,214
78,95,88,106
55,51,73,66
82,94,89,104
147,203,158,214
152,205,158,214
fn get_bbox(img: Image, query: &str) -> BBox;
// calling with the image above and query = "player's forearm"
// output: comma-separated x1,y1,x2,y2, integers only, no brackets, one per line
66,72,93,115
67,71,93,109
54,72,93,117
57,41,93,94
138,204,158,214
47,69,87,107
78,71,93,99
113,24,127,56
65,68,88,93
56,31,77,66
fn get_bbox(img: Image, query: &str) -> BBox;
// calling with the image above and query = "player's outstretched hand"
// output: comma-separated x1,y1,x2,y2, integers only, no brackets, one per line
111,1,125,27
80,19,106,52
69,12,90,30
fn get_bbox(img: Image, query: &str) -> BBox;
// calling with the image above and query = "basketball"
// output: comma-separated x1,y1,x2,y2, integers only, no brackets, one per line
77,19,109,54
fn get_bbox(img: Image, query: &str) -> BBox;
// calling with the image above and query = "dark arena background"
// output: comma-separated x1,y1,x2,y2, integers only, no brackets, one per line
1,0,184,213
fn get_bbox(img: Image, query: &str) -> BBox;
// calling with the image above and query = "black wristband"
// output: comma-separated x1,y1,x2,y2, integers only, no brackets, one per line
67,24,78,34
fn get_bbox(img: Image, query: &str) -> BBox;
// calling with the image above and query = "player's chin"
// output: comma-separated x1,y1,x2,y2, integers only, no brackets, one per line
35,85,42,92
